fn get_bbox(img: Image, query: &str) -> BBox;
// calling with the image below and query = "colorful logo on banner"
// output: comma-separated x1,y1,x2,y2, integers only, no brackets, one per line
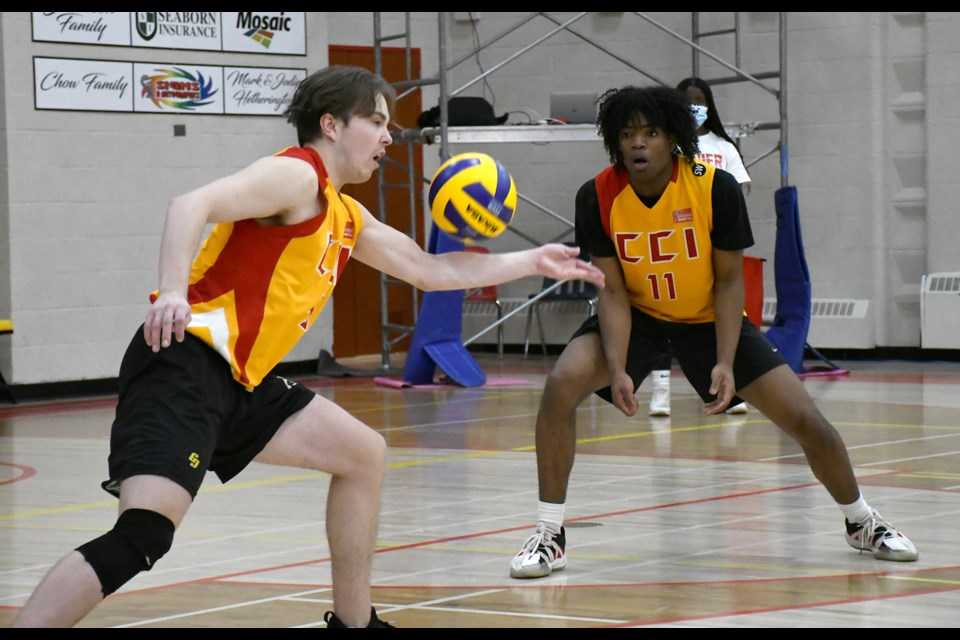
244,28,273,48
140,67,217,111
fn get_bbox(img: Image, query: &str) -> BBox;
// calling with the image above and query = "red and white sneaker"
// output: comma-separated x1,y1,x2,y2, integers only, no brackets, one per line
509,524,567,578
845,509,918,562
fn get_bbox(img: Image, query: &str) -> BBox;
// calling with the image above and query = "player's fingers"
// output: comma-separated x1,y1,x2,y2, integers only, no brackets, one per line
144,309,161,352
161,308,176,348
172,308,190,343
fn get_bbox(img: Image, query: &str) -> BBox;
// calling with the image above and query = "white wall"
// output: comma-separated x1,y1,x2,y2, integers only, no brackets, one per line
0,12,331,384
393,12,960,351
2,12,959,385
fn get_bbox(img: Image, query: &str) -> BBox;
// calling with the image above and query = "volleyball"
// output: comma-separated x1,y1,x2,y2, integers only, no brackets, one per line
428,152,517,244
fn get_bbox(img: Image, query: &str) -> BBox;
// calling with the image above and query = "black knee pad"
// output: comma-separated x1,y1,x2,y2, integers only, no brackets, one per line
76,508,175,596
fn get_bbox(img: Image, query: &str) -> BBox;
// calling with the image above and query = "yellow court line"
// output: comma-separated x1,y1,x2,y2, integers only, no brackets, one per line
3,412,951,521
887,575,960,587
512,420,763,452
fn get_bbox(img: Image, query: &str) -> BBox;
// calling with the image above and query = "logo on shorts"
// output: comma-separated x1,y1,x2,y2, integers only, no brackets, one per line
188,452,200,469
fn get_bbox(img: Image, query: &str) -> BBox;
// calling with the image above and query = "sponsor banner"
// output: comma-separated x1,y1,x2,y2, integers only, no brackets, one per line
32,12,132,46
34,57,133,112
222,12,306,55
34,57,305,116
133,63,225,113
131,12,221,51
33,12,306,56
224,67,306,115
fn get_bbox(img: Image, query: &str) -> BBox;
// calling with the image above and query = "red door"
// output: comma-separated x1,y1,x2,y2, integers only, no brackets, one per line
328,45,424,357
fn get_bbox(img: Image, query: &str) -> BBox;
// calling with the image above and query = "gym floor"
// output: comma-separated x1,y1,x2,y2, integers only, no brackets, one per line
2,353,958,627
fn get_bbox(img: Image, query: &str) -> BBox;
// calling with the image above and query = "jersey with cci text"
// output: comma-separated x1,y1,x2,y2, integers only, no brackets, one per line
153,146,363,389
575,157,752,323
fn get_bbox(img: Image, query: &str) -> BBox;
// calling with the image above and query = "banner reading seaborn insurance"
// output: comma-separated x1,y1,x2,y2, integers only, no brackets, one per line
131,12,221,51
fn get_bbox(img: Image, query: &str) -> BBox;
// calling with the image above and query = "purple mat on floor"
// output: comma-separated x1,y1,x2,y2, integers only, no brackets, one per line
373,376,532,389
797,366,850,378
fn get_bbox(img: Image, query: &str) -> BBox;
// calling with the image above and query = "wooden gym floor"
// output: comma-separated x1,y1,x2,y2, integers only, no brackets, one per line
2,353,959,628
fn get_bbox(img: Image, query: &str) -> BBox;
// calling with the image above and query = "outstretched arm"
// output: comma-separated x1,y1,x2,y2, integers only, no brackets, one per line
351,206,606,292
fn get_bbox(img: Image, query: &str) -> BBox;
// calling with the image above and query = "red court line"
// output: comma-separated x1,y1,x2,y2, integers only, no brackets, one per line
0,461,36,486
3,365,958,419
83,479,892,594
613,582,960,627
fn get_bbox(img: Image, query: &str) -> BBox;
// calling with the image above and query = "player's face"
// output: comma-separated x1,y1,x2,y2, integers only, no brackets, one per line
341,94,393,184
618,114,676,188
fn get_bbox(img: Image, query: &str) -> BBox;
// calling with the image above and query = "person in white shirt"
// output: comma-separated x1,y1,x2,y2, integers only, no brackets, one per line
679,76,752,190
646,76,751,418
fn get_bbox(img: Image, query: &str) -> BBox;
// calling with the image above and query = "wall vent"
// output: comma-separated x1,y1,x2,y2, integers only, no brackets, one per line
762,298,869,322
921,273,960,349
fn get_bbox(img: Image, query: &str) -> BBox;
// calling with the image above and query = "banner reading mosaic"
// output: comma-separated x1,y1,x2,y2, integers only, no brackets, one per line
32,12,132,46
221,12,306,55
34,57,133,111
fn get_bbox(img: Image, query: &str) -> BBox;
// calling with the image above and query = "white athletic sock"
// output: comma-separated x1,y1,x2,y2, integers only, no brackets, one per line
839,495,873,523
538,500,566,534
651,370,670,386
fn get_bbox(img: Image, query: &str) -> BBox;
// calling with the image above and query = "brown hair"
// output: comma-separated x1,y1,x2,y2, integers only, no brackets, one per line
285,65,397,146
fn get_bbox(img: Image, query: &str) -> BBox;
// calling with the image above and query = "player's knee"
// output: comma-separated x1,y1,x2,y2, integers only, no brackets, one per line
369,432,388,469
543,369,590,407
76,508,175,596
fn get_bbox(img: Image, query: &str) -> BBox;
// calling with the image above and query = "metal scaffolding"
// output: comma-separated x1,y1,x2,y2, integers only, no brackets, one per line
370,12,787,368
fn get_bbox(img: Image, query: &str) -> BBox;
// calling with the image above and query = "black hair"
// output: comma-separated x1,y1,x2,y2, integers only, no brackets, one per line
596,85,699,167
284,65,397,146
675,76,743,159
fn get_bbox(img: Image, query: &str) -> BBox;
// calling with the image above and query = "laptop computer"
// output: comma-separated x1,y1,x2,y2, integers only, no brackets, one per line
549,91,598,124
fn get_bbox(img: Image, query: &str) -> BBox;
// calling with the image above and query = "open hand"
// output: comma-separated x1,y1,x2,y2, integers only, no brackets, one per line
535,244,605,289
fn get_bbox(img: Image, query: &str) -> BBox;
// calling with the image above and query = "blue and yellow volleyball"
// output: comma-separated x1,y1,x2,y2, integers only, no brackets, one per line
428,152,517,244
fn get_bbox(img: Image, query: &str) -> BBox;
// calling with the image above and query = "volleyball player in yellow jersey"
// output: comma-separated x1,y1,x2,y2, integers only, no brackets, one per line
11,65,605,630
509,85,917,580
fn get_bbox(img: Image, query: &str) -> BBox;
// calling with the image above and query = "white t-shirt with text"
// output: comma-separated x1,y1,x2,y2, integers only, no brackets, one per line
695,131,751,185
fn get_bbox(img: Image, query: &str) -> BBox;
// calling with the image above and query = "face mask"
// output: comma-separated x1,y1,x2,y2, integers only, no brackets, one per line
690,104,708,129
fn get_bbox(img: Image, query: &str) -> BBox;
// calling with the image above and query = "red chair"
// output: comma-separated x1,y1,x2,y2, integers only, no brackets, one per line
463,246,504,359
742,255,764,329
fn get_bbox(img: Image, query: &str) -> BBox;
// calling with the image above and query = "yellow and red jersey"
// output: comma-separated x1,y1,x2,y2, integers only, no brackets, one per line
152,146,363,389
576,157,753,323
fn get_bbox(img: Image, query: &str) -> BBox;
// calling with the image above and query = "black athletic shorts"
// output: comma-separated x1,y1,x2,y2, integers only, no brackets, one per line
573,307,787,406
102,326,316,500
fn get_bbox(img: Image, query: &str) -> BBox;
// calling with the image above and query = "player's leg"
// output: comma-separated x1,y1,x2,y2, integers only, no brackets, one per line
511,309,667,579
535,331,610,504
510,331,607,579
679,321,917,562
12,476,190,627
254,394,388,628
739,367,858,501
737,366,917,561
13,330,218,628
